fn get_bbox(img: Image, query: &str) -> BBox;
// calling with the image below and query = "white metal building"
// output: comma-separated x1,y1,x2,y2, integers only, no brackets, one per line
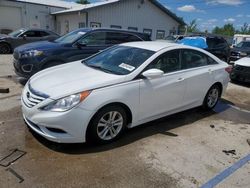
52,0,184,40
0,0,78,33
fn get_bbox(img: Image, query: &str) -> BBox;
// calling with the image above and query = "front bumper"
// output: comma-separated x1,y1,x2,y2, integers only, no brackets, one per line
13,56,42,79
230,69,250,83
21,87,95,143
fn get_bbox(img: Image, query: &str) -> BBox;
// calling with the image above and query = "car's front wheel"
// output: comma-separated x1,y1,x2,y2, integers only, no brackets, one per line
0,43,11,54
203,84,221,110
88,105,127,144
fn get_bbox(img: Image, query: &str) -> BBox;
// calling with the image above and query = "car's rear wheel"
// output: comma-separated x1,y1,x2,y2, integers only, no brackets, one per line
203,84,221,110
0,43,11,54
88,105,127,144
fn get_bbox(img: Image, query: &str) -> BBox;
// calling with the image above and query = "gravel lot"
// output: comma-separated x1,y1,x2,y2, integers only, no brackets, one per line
0,55,250,188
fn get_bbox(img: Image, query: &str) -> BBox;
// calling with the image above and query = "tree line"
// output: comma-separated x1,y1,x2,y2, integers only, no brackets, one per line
187,19,250,36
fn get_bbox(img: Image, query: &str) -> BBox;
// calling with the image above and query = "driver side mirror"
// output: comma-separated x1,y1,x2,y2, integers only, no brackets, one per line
142,69,164,79
22,35,27,40
75,41,86,49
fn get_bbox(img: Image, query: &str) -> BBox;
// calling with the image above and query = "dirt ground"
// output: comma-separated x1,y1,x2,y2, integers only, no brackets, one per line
0,55,250,188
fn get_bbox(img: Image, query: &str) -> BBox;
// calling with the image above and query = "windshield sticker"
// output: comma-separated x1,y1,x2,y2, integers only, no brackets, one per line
119,63,135,72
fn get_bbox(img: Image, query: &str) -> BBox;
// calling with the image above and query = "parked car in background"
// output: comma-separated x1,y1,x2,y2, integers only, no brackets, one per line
229,41,250,63
0,28,59,54
164,35,184,43
21,41,230,144
13,28,151,79
178,36,231,62
230,56,250,83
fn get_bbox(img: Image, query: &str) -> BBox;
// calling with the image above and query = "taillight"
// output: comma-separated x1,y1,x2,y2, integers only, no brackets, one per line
225,66,232,73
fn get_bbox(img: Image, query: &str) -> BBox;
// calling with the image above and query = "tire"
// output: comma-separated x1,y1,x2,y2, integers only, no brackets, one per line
0,43,11,54
202,84,221,110
43,61,62,69
87,105,127,144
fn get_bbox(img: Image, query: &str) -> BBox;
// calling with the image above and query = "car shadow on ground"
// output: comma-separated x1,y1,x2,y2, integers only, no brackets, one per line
30,99,233,154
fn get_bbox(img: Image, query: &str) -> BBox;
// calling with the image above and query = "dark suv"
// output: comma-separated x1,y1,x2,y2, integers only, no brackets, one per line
178,36,231,62
13,28,151,78
229,41,250,63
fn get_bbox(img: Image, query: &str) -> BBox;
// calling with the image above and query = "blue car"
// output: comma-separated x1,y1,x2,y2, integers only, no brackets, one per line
13,28,151,79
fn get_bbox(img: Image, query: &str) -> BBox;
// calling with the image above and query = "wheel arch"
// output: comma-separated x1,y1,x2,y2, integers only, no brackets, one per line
211,82,223,97
86,102,133,138
0,41,12,53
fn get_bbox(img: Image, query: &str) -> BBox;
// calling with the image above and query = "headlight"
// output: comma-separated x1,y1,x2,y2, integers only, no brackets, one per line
40,91,91,112
240,52,247,56
20,50,43,58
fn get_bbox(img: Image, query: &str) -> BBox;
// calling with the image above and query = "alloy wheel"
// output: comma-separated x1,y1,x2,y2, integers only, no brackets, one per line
97,111,123,141
207,88,219,108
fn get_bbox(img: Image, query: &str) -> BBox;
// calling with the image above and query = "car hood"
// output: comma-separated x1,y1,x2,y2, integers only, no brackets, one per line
234,57,250,67
0,34,9,40
231,47,250,53
29,61,126,99
15,41,63,53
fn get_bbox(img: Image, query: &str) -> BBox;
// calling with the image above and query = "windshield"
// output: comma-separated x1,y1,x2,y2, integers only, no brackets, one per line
236,41,250,48
54,30,86,44
8,29,25,37
83,46,155,75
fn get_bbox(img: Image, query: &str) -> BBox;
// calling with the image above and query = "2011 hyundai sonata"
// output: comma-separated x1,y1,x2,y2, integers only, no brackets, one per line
21,41,230,143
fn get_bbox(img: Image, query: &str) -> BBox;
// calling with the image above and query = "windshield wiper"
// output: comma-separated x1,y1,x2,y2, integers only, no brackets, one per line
87,64,115,74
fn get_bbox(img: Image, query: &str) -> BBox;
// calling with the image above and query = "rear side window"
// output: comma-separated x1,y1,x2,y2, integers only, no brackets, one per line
106,32,141,44
181,49,209,69
40,31,49,37
146,50,181,73
207,37,228,49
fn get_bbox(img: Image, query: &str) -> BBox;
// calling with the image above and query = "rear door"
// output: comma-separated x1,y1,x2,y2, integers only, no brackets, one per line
180,49,215,107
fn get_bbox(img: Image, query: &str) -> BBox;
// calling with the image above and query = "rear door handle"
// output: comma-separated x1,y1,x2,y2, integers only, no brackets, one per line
177,78,184,82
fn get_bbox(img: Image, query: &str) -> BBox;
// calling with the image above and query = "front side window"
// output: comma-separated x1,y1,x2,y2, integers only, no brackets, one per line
22,31,41,37
78,32,106,46
54,30,86,44
146,50,181,73
181,49,208,69
83,46,155,75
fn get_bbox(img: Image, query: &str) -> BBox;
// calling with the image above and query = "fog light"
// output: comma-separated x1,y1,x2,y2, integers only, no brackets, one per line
21,64,33,72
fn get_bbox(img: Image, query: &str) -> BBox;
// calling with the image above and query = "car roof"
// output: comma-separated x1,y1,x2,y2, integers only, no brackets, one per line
121,41,181,52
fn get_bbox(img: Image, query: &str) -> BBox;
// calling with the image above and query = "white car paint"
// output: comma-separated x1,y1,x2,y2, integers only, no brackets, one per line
234,57,250,67
21,41,230,143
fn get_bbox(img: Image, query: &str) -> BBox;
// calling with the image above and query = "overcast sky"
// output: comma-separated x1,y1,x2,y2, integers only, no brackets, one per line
65,0,250,31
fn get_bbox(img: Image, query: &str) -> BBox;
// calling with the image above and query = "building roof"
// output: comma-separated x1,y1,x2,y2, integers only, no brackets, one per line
52,0,185,25
51,0,120,14
15,0,79,9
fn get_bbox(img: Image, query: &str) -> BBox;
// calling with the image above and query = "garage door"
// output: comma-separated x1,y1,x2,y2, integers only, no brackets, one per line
0,6,22,31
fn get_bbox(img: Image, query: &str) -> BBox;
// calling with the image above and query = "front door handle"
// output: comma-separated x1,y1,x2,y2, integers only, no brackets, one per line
208,69,213,74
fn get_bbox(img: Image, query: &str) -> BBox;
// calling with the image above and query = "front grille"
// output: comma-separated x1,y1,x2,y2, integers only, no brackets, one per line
234,65,250,73
231,51,240,56
22,84,49,108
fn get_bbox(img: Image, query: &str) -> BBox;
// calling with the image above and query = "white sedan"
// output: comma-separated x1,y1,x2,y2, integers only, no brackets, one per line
21,41,230,143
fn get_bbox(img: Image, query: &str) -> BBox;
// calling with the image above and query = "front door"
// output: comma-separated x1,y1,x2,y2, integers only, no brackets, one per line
139,49,187,121
68,31,109,62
